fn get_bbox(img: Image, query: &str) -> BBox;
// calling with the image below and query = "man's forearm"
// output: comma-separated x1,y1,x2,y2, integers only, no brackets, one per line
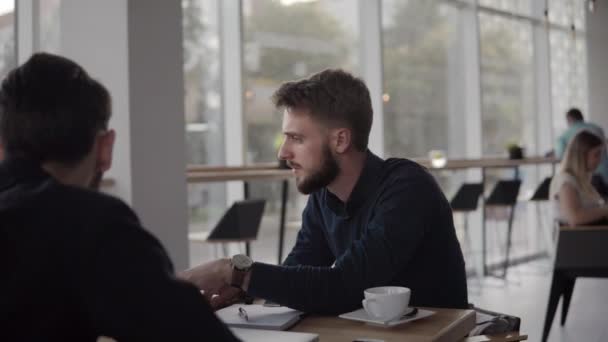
245,262,359,314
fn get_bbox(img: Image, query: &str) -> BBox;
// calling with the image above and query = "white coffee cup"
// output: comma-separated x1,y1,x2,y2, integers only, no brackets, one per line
362,286,411,322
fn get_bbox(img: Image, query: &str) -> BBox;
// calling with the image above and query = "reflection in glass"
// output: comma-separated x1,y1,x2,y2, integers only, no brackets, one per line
182,0,226,265
479,13,535,157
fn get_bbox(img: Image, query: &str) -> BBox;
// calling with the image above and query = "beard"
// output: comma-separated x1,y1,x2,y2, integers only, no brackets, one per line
294,145,339,194
89,171,103,190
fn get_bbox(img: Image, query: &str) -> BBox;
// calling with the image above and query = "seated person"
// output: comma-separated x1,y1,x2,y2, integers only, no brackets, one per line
0,53,237,341
182,69,468,314
556,108,608,199
550,130,608,226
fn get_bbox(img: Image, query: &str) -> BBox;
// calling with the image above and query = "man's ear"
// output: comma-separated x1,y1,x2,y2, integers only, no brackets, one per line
96,129,115,172
331,128,352,154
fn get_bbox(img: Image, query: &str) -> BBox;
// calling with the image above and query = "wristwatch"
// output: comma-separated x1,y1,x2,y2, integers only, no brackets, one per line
230,254,253,290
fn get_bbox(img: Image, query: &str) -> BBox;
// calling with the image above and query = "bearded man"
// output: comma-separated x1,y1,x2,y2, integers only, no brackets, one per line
183,69,468,314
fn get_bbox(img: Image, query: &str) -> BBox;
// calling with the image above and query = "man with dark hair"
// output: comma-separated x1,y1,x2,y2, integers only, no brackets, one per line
0,53,238,341
184,69,468,314
556,107,608,197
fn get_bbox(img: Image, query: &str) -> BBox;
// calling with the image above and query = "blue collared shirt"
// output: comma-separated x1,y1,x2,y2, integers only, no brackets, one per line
249,151,468,314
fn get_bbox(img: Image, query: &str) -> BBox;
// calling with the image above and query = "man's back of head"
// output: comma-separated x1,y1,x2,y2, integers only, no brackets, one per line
0,52,111,166
566,107,584,126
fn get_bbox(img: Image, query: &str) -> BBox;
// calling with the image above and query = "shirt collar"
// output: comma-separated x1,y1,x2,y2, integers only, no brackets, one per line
324,150,383,218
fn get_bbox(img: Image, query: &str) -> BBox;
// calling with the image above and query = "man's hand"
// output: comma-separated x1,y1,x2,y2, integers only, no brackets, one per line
210,286,244,310
179,258,231,297
179,258,254,310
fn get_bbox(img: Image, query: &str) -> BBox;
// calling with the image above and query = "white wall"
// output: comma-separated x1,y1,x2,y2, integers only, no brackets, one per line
587,4,608,131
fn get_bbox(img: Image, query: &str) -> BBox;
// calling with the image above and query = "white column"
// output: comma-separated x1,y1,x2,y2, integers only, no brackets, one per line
221,0,245,204
462,0,483,162
531,0,554,254
586,1,608,131
358,0,384,157
16,0,36,64
533,0,553,154
58,0,190,270
461,0,484,278
59,0,132,203
126,0,189,270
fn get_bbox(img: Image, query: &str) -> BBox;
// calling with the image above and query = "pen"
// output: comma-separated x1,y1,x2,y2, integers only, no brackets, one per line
238,307,249,321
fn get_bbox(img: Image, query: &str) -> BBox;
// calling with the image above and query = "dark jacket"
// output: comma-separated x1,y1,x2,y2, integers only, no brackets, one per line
0,157,238,341
248,151,468,314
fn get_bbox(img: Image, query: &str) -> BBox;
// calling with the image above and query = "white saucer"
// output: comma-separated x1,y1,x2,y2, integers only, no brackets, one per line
339,307,435,327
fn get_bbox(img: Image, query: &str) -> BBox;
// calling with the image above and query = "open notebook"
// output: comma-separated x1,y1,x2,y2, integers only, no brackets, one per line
216,304,303,331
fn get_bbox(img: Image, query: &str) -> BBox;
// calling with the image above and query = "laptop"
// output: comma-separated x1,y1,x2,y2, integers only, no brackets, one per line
230,328,319,342
207,199,266,240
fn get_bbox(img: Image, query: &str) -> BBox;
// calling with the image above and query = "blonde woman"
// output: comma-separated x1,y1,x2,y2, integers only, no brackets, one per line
549,130,608,226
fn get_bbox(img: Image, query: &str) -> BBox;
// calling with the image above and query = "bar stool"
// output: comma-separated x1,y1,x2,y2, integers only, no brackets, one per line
450,183,484,285
530,177,554,258
485,180,521,279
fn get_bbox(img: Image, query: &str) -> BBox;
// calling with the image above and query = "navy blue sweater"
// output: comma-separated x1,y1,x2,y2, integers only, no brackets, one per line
248,151,468,314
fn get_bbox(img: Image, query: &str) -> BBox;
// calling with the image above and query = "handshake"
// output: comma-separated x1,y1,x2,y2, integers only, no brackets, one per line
179,255,254,310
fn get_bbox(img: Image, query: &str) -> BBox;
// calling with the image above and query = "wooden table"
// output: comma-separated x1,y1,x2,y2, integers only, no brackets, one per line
290,308,476,342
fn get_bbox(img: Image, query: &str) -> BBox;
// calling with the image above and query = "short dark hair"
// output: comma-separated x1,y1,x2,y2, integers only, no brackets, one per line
0,53,111,164
272,69,372,151
566,108,584,122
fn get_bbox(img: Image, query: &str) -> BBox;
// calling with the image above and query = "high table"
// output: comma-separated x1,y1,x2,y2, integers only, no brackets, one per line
183,157,557,267
99,157,558,265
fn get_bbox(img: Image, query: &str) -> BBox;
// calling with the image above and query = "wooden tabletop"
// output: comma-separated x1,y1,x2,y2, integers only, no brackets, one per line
412,156,557,170
290,308,475,342
98,156,558,187
187,169,293,183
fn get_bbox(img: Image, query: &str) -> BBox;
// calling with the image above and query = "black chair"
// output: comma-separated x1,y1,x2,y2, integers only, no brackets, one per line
542,225,608,342
530,177,552,201
451,183,485,283
485,180,521,279
189,199,266,257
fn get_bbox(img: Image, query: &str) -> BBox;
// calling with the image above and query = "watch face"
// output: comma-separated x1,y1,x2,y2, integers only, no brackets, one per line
232,254,253,270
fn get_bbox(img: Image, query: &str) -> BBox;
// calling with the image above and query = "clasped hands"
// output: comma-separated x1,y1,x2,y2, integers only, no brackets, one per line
179,258,244,310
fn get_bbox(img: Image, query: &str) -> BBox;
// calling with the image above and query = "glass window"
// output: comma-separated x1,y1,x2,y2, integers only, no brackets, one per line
548,0,586,30
478,0,533,17
549,29,588,139
242,0,359,164
241,0,359,264
382,0,465,160
182,0,226,265
479,14,535,157
0,0,14,78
